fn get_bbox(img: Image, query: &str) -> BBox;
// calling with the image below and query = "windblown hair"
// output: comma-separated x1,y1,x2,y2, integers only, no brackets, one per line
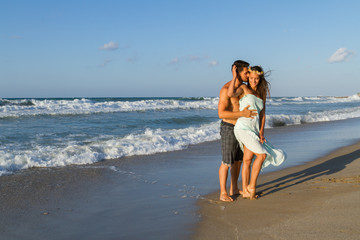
249,65,271,102
232,60,249,73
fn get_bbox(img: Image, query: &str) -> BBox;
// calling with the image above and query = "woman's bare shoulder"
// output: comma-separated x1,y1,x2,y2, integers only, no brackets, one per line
240,84,251,93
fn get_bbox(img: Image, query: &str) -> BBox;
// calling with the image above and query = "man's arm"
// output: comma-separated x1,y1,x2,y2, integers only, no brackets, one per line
218,88,257,119
227,65,244,98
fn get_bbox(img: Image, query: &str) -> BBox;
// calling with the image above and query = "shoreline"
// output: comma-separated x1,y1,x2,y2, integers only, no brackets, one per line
193,141,360,240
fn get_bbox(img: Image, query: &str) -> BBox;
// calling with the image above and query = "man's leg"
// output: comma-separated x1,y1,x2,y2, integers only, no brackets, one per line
229,161,241,196
219,163,233,201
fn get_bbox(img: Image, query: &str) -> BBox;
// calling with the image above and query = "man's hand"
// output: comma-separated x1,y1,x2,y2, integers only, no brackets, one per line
242,105,257,118
232,65,238,79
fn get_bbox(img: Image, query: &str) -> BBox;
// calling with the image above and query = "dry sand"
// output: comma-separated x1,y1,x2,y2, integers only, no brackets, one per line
193,141,360,240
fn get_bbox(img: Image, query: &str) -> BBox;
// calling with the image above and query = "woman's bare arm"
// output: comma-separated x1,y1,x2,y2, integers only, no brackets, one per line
259,106,266,143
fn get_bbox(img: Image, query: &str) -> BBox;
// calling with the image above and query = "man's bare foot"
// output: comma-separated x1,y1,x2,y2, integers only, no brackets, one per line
220,193,233,202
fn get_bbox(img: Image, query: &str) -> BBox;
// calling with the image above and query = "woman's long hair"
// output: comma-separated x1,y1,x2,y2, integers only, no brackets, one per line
249,66,271,102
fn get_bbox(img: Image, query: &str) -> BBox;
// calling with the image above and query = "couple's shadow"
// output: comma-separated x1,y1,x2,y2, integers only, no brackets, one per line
241,148,360,198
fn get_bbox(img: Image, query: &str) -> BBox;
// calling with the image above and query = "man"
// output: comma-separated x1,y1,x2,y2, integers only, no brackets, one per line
218,60,257,201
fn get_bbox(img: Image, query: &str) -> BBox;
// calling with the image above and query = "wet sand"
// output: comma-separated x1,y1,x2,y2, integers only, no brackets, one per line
193,141,360,240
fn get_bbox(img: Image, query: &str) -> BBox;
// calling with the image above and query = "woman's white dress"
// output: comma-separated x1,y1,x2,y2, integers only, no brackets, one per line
234,94,286,168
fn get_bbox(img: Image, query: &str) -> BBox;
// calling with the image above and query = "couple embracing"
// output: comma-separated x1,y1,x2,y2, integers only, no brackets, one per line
218,60,286,202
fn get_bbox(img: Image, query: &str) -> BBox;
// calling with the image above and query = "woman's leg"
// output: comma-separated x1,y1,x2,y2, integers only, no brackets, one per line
241,145,254,198
248,153,266,199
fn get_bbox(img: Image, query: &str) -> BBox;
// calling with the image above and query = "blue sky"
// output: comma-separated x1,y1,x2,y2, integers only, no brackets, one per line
1,0,359,98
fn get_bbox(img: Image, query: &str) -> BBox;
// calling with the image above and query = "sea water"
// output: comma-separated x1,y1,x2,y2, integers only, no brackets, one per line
1,94,359,176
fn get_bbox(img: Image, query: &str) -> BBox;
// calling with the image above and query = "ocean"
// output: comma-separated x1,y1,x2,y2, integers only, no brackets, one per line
1,94,360,176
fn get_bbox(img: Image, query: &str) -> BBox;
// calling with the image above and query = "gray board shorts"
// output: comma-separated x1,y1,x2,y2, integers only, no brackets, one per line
220,121,243,166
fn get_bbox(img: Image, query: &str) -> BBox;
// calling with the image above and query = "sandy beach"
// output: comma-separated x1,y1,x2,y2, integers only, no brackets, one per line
0,118,359,239
193,141,360,240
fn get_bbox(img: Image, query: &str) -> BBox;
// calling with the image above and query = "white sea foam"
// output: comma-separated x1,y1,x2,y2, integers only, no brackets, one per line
266,106,360,127
0,98,219,118
267,95,360,106
1,95,359,118
349,93,360,100
0,121,221,175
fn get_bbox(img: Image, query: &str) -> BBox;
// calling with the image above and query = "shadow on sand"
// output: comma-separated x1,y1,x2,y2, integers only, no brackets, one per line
257,149,360,197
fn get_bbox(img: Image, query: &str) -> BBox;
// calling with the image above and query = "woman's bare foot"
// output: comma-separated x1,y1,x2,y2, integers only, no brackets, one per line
220,193,233,202
242,191,260,199
241,189,251,199
247,186,256,200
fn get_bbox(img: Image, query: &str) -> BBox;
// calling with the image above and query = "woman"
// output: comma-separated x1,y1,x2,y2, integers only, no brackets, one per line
228,65,286,200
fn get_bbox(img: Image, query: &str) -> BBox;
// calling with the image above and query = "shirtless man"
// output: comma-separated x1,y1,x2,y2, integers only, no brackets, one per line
218,60,257,201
